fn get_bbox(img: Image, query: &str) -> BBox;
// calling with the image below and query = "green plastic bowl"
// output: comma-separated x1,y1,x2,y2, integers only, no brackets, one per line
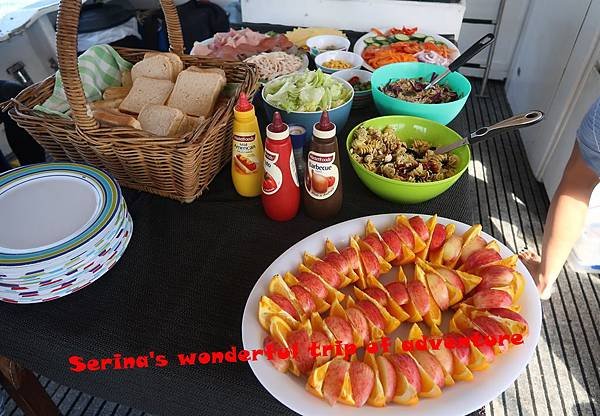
346,115,470,203
371,62,471,125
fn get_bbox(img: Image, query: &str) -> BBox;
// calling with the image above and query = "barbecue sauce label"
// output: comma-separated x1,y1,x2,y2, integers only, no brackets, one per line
233,133,260,175
262,149,282,195
305,151,338,199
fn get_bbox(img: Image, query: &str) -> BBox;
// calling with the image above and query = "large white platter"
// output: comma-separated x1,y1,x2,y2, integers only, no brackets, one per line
353,30,460,72
242,213,541,416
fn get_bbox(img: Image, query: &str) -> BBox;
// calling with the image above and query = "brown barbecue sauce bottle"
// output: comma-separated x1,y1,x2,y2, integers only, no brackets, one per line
303,111,343,219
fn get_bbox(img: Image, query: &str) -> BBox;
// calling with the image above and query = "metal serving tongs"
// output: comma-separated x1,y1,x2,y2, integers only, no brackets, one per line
434,111,545,154
425,33,496,90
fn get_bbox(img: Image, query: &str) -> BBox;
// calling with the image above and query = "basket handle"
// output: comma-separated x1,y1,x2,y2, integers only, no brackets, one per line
55,0,185,131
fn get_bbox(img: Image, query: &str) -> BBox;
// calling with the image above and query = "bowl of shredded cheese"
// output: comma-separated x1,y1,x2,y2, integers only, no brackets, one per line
315,50,363,74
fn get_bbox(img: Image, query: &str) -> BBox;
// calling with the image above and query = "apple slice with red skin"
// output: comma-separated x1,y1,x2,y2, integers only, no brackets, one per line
349,361,375,407
381,230,403,258
323,359,351,405
359,249,380,277
386,353,422,394
464,329,495,362
430,224,447,251
376,355,397,403
340,247,360,270
287,329,315,374
393,224,415,250
311,330,332,362
364,287,388,306
406,280,430,316
442,235,463,263
473,316,510,353
323,251,350,275
487,308,528,326
409,216,430,242
403,263,416,280
356,299,386,330
363,234,386,258
445,332,470,365
431,340,455,375
463,248,502,272
425,272,450,310
311,260,342,288
297,272,328,299
269,293,299,320
471,288,513,309
385,282,409,305
411,350,445,389
263,335,289,372
477,265,514,291
324,316,354,345
345,307,370,344
460,236,487,263
290,285,316,314
435,267,465,293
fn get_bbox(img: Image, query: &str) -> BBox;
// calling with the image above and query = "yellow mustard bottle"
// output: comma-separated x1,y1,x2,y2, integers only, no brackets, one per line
232,93,264,197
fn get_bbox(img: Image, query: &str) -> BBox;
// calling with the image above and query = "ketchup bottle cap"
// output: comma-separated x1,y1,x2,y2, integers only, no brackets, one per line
313,110,336,139
267,111,289,140
235,92,253,112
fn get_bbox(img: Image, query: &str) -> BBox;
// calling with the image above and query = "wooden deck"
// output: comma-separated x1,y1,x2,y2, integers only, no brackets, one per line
2,79,599,415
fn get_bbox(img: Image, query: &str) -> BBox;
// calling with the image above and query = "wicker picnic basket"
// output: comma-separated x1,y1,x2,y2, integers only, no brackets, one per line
3,0,259,203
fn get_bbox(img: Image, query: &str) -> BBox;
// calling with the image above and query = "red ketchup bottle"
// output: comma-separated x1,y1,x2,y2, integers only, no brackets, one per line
261,112,300,221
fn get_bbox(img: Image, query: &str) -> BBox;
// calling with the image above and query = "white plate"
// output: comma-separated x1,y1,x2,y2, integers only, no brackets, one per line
242,213,542,416
353,30,460,72
0,172,102,253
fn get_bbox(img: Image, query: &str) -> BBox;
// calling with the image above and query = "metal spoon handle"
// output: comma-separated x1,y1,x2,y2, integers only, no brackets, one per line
469,110,544,144
426,33,495,89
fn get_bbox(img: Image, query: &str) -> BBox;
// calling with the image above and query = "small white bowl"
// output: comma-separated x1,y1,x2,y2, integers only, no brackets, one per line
332,69,372,94
306,35,350,56
315,51,363,74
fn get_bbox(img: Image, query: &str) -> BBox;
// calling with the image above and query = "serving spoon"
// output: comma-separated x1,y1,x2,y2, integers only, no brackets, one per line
425,33,496,90
434,111,545,154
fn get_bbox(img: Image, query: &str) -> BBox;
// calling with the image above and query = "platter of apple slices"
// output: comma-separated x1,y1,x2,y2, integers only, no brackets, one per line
242,214,541,416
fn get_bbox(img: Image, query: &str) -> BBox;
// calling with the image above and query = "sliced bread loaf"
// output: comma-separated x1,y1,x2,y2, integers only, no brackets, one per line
166,68,225,117
119,77,174,115
138,105,185,137
93,108,141,129
131,54,174,83
144,52,184,79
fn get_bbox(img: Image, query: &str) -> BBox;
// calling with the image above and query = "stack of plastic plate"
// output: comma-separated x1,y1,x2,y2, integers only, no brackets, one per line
0,163,132,304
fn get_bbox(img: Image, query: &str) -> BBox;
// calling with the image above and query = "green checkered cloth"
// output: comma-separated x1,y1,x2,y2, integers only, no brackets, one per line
35,44,132,117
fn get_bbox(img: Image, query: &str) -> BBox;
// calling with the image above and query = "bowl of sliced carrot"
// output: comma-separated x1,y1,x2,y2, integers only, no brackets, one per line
354,27,460,72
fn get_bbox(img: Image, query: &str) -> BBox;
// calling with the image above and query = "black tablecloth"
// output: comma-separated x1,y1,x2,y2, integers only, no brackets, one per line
0,28,476,416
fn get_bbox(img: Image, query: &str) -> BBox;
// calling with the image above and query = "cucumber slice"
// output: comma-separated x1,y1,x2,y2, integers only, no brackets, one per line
411,33,427,41
394,34,411,42
387,36,398,43
375,36,388,42
364,37,375,45
424,36,435,43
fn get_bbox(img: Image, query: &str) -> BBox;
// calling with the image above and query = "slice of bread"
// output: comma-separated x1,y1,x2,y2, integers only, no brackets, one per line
89,98,123,111
131,55,174,83
177,115,205,136
103,86,131,100
93,108,141,129
167,68,225,117
119,77,174,115
121,70,133,88
186,66,227,84
138,104,185,137
145,52,184,79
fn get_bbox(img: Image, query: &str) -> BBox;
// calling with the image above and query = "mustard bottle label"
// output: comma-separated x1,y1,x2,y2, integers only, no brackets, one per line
305,151,339,200
233,133,261,175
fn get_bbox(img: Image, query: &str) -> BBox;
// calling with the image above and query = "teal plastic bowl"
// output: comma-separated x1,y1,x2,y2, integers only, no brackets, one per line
371,62,471,125
346,115,470,203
